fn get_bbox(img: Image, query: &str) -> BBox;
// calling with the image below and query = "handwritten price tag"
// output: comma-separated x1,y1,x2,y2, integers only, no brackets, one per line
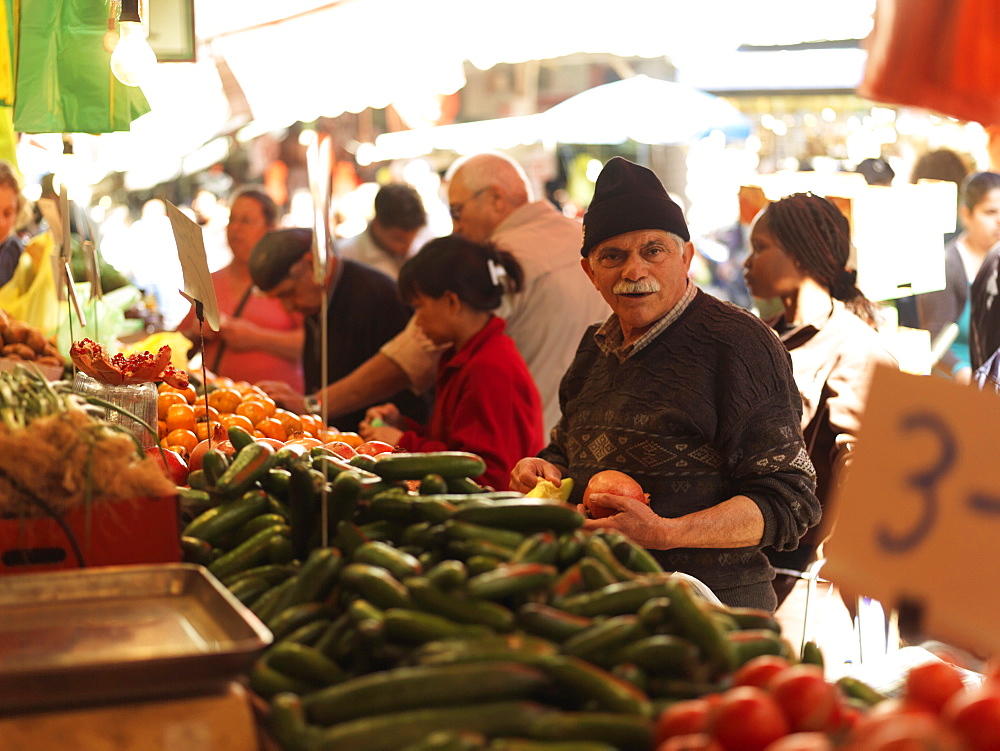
166,200,219,331
824,365,1000,655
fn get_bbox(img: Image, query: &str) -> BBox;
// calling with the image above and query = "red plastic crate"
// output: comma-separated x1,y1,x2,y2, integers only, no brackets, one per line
0,495,181,575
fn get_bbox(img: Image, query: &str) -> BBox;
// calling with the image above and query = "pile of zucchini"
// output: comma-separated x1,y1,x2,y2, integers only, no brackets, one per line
179,430,806,751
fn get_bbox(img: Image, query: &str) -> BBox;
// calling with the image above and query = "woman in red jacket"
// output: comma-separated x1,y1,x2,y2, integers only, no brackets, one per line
358,234,544,490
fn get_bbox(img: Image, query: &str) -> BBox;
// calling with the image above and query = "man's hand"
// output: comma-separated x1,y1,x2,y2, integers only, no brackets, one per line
218,317,264,352
510,457,563,494
582,493,668,550
359,425,404,446
256,380,305,414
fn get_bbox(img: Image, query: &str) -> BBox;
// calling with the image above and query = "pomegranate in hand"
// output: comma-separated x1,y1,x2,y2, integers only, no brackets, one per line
583,470,649,519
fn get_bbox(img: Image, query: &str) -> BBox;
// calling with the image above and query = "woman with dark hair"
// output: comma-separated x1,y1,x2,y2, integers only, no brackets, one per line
0,161,29,287
743,192,897,606
918,171,1000,382
359,234,544,490
177,186,304,390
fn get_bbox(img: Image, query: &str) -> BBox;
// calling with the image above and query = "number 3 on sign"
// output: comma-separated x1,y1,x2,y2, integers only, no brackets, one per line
824,365,1000,657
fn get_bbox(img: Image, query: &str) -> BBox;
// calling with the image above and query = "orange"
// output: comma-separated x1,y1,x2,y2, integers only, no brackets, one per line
243,394,277,418
213,376,236,389
220,413,255,433
165,428,198,453
329,431,364,449
165,444,190,462
232,380,255,395
157,419,167,439
207,387,242,414
256,417,287,442
235,400,267,426
193,404,220,424
158,382,196,404
165,403,196,433
195,422,212,442
298,414,320,437
274,409,303,436
157,391,186,421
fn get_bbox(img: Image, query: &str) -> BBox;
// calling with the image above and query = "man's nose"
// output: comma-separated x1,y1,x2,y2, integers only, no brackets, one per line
620,253,650,280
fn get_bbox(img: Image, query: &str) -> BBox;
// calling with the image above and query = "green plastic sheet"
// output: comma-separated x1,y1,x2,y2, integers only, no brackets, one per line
13,0,150,134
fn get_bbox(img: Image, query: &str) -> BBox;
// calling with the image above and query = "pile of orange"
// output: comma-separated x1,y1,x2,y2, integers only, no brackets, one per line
156,377,361,459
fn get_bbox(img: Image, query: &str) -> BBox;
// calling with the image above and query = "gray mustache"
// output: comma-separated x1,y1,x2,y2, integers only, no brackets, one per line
613,280,661,294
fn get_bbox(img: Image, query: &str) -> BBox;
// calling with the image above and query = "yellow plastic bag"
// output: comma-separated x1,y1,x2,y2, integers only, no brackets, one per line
120,331,192,372
0,232,60,336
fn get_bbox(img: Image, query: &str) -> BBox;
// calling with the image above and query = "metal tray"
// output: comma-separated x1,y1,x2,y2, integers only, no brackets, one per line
0,563,272,712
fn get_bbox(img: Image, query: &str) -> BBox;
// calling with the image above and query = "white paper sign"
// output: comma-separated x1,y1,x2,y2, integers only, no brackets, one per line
824,366,1000,656
166,200,219,331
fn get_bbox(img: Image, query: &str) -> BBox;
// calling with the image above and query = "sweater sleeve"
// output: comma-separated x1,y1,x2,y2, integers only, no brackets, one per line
719,325,821,552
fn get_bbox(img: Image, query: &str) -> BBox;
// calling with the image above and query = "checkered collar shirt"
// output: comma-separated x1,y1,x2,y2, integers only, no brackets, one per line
594,280,696,362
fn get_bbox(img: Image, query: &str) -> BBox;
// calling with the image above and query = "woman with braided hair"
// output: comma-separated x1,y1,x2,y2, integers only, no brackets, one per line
744,192,898,606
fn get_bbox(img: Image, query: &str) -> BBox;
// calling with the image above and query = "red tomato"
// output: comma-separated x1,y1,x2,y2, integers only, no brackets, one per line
942,685,1000,751
762,732,832,751
712,686,790,751
657,733,725,751
655,699,717,745
904,660,966,715
145,446,189,485
356,440,396,456
322,441,357,460
583,469,648,519
255,437,286,449
732,655,794,689
768,664,841,733
849,710,961,751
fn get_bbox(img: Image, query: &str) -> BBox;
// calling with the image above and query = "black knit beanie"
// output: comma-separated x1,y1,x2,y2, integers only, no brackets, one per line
581,157,690,257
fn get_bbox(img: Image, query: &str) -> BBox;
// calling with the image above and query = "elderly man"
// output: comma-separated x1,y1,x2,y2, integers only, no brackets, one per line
251,228,428,432
280,152,609,436
510,158,820,611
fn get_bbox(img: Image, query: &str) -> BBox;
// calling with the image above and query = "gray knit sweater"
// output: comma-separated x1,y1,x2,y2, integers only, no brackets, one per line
540,288,820,609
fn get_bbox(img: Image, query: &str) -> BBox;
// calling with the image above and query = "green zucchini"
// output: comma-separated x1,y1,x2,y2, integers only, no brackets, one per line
353,540,423,580
452,499,584,534
466,563,558,601
182,489,270,545
207,523,291,580
406,576,516,631
215,441,276,497
373,451,488,481
340,562,412,609
535,654,651,716
303,662,550,726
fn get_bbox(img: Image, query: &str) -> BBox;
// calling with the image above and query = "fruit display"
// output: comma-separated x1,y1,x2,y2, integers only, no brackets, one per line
0,308,64,369
0,364,176,514
71,338,188,387
156,376,349,461
177,436,851,751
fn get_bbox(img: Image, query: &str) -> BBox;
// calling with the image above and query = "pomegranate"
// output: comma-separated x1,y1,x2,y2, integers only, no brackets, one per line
145,446,189,486
583,469,648,519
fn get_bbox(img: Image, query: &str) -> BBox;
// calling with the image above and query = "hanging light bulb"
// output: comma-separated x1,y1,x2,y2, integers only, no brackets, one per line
110,0,157,87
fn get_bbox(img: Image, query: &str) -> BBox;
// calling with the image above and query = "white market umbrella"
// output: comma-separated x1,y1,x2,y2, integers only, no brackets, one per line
541,75,752,145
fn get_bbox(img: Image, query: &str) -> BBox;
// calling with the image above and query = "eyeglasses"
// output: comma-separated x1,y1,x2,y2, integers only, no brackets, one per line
449,187,489,221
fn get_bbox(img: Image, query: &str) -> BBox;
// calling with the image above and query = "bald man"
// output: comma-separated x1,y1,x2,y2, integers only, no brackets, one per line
262,152,608,437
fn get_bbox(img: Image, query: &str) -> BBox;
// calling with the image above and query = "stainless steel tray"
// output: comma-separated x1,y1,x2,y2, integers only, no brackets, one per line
0,563,272,712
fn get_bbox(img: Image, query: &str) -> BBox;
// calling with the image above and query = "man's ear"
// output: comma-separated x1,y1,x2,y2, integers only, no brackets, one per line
680,241,695,271
580,256,597,289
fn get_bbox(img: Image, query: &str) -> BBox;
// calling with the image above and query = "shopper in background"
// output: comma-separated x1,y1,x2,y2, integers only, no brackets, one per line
338,183,433,280
0,161,28,287
896,148,971,330
915,171,1000,383
743,192,898,606
965,173,1000,373
177,187,305,391
291,151,609,437
360,235,544,490
511,158,820,612
251,227,429,432
855,157,895,187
